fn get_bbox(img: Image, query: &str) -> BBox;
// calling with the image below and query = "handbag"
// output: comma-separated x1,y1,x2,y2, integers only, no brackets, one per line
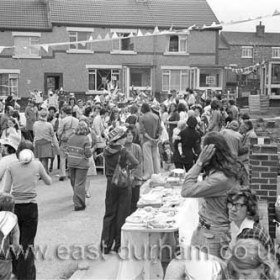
112,149,130,188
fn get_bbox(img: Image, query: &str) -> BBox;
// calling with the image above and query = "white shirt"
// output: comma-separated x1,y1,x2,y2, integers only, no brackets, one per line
230,218,254,248
0,154,18,191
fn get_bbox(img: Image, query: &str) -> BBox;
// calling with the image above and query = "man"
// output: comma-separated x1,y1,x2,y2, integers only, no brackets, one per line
228,99,239,121
24,98,38,141
57,106,79,181
139,103,162,180
220,120,243,157
227,188,274,253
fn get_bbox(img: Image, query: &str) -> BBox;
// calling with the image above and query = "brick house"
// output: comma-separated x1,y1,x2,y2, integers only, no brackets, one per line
219,22,280,102
0,0,221,101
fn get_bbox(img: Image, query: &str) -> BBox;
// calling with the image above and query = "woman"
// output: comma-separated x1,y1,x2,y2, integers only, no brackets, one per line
33,108,58,173
69,96,79,118
124,127,142,214
101,126,138,254
181,132,241,258
208,100,222,132
174,116,201,172
226,239,280,280
67,120,92,211
1,117,21,139
4,140,52,280
177,103,188,123
166,103,180,142
160,104,169,126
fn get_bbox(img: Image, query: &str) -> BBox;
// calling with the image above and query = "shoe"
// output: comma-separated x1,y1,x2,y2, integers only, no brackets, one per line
59,176,66,181
74,206,86,211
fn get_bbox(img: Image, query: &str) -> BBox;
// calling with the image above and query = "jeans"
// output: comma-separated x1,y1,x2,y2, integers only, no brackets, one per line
69,168,88,209
101,177,131,252
142,140,161,180
13,203,38,280
59,143,67,177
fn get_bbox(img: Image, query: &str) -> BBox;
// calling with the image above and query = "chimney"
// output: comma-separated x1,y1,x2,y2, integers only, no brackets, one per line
256,22,265,37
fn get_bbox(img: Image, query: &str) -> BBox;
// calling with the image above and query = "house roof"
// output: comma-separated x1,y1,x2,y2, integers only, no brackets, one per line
49,0,219,29
0,0,50,31
221,31,280,46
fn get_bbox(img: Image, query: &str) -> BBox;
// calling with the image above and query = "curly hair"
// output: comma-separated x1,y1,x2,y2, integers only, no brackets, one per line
203,132,238,179
75,120,89,136
227,239,280,280
227,187,259,222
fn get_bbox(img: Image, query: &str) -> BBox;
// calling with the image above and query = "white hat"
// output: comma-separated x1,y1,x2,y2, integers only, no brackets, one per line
0,134,21,151
18,149,34,164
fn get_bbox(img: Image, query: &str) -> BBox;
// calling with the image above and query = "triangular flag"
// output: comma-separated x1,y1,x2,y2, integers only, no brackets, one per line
129,32,134,38
112,32,118,39
145,32,152,36
137,29,143,37
97,34,102,40
104,33,110,40
88,35,93,41
153,26,160,34
80,41,86,47
41,44,49,52
0,47,5,54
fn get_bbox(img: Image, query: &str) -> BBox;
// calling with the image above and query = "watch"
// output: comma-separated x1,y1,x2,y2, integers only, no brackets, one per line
197,161,203,167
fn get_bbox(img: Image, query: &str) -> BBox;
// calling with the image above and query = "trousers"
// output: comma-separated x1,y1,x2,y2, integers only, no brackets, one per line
142,140,161,180
69,168,88,208
101,177,131,252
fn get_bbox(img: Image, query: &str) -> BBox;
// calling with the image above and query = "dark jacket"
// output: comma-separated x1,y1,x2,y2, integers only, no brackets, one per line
104,144,139,177
174,127,201,165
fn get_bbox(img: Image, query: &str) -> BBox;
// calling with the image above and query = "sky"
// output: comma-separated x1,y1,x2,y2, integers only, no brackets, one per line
206,0,280,23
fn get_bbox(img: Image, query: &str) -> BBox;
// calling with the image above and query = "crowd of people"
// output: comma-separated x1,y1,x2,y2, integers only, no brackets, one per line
0,87,277,279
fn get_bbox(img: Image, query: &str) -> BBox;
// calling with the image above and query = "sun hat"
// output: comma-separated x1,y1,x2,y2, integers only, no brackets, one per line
108,126,127,143
38,108,48,120
18,149,34,164
151,104,160,114
0,134,21,151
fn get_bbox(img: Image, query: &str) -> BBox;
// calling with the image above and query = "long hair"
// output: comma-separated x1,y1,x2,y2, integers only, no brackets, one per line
227,239,280,280
203,132,238,179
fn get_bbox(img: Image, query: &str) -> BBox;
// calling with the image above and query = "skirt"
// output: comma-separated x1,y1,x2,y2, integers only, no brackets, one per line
34,139,54,159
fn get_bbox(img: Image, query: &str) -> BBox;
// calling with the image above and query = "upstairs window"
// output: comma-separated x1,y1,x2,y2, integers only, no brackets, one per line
13,32,41,58
111,29,137,52
168,35,187,53
272,47,280,58
67,28,94,53
241,46,253,58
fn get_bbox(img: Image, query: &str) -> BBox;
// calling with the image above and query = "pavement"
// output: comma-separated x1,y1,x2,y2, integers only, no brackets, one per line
35,171,106,279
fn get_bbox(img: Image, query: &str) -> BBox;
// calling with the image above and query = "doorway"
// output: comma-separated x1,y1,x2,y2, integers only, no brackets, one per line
44,73,63,94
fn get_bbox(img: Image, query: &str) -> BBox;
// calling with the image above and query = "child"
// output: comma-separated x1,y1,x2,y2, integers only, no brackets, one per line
162,141,175,171
0,193,19,280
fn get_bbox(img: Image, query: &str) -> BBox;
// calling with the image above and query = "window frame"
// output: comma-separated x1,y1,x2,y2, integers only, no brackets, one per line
110,29,137,54
0,70,20,98
164,35,188,55
241,46,253,58
12,32,41,59
272,47,280,59
161,68,189,91
66,27,94,54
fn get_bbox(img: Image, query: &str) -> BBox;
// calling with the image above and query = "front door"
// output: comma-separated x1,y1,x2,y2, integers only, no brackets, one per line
44,73,63,94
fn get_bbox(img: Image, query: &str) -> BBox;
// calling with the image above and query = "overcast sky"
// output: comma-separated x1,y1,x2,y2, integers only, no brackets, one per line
206,0,280,23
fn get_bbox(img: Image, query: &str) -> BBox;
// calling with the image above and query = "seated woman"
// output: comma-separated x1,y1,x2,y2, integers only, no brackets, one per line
226,239,279,280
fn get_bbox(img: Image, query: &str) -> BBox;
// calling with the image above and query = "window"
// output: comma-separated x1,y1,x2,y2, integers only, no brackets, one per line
241,46,253,58
0,72,19,97
199,68,221,88
13,32,41,58
89,69,120,91
111,29,137,53
168,35,187,53
272,47,280,58
162,69,189,91
67,28,93,53
271,64,280,84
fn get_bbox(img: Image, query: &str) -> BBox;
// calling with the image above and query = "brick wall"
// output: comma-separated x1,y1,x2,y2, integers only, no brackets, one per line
249,137,278,238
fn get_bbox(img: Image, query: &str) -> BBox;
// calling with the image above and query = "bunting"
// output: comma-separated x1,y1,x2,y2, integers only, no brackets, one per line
224,62,265,74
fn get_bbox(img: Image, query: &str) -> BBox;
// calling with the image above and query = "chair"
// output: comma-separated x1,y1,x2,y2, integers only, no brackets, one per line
95,152,105,175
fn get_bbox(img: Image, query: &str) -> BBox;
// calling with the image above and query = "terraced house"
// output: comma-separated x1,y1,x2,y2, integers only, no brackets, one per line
0,0,221,100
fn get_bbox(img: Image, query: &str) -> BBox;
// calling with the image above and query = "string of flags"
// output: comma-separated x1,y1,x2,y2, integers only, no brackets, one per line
0,11,279,55
224,61,266,74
